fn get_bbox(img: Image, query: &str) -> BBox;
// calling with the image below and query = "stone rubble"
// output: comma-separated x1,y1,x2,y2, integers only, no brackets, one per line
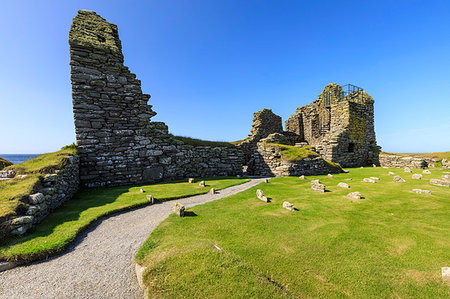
282,201,295,211
393,175,406,183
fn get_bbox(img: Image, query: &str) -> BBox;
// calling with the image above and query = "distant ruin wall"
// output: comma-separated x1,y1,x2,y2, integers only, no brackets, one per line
379,154,428,169
70,10,241,187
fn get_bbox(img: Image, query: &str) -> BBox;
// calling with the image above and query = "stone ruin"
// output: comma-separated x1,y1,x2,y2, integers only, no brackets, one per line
69,10,382,186
238,83,379,176
69,10,242,187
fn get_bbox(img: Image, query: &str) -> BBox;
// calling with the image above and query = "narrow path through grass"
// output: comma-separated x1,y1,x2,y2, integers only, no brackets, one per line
0,177,249,263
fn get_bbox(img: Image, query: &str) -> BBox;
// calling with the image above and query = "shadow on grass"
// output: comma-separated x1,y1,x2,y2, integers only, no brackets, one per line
184,211,198,217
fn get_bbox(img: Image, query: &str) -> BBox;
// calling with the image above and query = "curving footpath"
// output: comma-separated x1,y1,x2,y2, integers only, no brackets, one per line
0,178,264,299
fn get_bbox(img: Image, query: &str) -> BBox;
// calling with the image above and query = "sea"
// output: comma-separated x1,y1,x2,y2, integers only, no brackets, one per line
1,154,40,164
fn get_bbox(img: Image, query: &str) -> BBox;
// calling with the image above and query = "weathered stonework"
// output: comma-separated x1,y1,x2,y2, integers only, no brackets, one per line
70,10,242,187
286,84,379,167
0,156,79,240
379,153,428,169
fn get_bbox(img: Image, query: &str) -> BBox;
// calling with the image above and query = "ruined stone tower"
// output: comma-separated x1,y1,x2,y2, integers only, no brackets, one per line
286,83,379,167
69,10,242,187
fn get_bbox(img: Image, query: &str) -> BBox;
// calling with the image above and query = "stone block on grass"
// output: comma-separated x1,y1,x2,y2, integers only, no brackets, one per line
412,189,432,195
347,192,361,199
337,182,350,188
394,175,406,183
412,174,423,180
172,202,185,217
282,201,295,211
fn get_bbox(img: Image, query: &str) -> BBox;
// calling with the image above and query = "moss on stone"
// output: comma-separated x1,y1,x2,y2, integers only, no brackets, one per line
69,10,122,56
264,142,319,162
173,136,236,148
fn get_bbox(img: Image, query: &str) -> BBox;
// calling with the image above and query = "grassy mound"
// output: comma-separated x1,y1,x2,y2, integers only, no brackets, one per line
173,136,236,148
0,156,12,170
136,168,449,298
0,145,78,220
0,177,249,263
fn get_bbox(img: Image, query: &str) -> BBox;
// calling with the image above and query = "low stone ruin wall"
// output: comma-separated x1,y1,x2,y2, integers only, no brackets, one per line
248,142,342,177
0,156,80,240
379,154,428,169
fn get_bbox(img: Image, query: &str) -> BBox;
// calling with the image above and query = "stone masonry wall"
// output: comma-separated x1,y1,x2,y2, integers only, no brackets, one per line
249,139,342,177
0,156,80,241
70,10,241,187
379,153,428,169
286,84,379,167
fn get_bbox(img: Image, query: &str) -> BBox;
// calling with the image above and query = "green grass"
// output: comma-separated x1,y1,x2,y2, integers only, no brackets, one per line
0,156,12,170
6,144,77,175
0,177,249,263
136,168,450,298
265,142,319,162
173,136,236,148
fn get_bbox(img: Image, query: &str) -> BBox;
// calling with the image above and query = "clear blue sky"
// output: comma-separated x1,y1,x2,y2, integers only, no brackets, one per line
0,0,449,154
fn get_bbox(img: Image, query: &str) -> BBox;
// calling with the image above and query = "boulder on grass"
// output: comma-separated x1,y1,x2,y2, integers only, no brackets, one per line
394,175,406,183
423,170,431,174
337,182,350,188
146,195,155,204
199,181,206,187
188,178,195,183
299,175,305,180
412,189,432,195
311,181,326,192
363,178,376,183
430,179,450,187
172,202,185,217
412,174,423,180
370,177,380,180
209,188,215,194
282,201,295,211
347,192,361,199
256,189,269,202
404,167,412,173
388,172,395,175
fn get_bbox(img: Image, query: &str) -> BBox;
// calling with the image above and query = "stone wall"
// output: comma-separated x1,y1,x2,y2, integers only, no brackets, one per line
248,139,342,177
0,156,80,240
70,10,242,188
379,154,428,169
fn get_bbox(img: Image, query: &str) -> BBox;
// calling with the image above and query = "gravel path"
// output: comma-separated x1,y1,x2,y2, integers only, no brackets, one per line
0,178,264,299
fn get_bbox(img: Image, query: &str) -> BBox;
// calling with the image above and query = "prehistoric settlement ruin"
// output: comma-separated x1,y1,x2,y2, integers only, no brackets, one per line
69,10,382,187
0,9,448,241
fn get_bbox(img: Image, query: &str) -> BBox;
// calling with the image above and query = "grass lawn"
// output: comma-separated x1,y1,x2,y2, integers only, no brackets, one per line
136,167,450,298
0,177,249,263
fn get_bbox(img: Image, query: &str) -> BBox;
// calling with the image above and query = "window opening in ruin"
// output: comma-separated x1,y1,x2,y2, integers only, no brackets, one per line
318,107,331,135
348,142,355,153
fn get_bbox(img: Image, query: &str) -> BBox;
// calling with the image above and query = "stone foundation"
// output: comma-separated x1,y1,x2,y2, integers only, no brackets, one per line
379,153,428,169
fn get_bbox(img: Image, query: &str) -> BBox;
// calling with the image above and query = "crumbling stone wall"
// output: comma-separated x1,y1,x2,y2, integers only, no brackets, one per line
285,84,379,167
237,109,284,167
0,156,79,240
379,153,428,168
70,10,242,187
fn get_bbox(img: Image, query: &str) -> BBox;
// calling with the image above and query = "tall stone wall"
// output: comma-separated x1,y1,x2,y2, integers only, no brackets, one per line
285,84,379,167
70,10,242,187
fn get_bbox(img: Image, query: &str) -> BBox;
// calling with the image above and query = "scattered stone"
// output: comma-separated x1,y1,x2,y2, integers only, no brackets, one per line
209,188,215,194
430,178,450,187
388,172,395,175
256,189,269,202
146,195,155,204
29,193,45,204
199,181,206,187
372,164,377,167
172,202,185,217
345,178,352,181
0,261,16,272
311,181,326,192
338,182,350,188
360,166,364,169
188,178,195,183
404,167,412,173
328,174,333,178
282,201,295,211
443,175,450,182
139,188,144,193
422,170,431,174
0,170,15,179
393,175,406,183
343,170,350,173
347,192,361,199
264,178,269,183
412,174,423,180
412,189,432,195
299,175,305,179
363,178,376,183
370,177,380,180
442,267,450,281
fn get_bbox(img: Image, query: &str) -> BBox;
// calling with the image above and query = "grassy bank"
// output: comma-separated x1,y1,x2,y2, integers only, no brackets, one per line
0,146,78,220
136,168,450,298
0,177,249,263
